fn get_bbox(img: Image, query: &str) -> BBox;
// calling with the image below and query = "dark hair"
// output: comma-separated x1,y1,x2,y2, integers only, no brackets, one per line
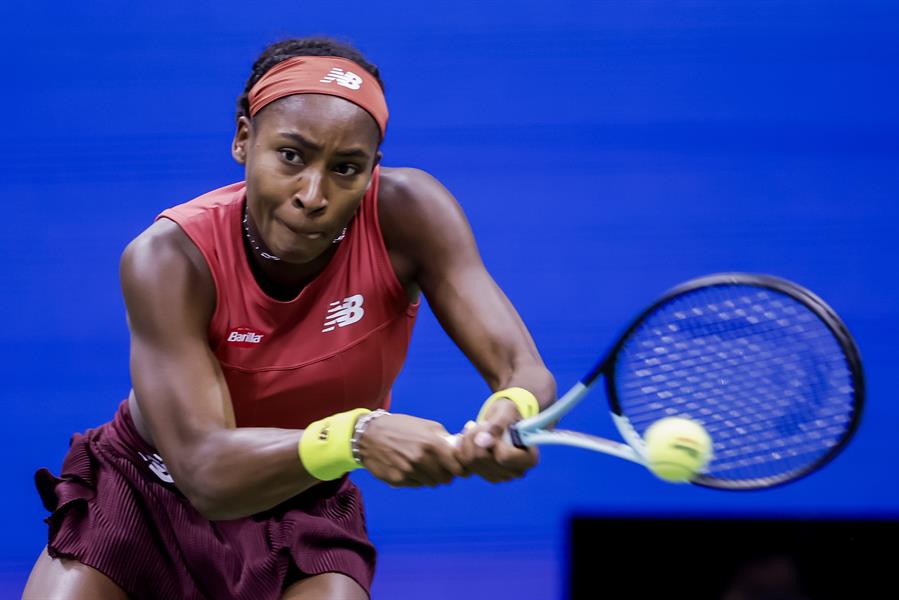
236,37,384,121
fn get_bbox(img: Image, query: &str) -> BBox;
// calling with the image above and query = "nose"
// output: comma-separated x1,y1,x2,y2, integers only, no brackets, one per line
292,170,328,215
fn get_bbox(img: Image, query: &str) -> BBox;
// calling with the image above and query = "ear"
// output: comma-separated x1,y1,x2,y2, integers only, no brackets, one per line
232,116,251,165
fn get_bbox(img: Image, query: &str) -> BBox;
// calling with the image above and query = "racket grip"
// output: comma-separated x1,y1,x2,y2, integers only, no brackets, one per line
505,425,527,449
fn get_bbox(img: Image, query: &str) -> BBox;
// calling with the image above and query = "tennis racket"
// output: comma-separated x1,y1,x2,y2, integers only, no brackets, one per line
485,273,864,490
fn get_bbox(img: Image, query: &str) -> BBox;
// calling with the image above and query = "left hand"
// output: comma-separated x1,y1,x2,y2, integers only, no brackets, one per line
455,398,539,483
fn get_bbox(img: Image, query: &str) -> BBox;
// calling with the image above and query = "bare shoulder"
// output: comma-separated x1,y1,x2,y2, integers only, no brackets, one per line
378,167,472,245
120,218,215,326
378,167,481,281
378,166,447,204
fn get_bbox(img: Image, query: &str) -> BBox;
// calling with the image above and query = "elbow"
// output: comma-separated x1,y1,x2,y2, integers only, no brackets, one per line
182,482,241,522
167,461,231,521
184,489,226,521
195,505,237,522
178,470,254,521
162,432,247,521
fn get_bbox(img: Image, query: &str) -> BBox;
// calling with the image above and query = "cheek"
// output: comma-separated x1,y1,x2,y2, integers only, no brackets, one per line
333,194,364,222
247,149,277,178
245,156,289,197
332,178,371,212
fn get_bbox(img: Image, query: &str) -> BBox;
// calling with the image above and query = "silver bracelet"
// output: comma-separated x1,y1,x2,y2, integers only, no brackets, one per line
351,409,390,466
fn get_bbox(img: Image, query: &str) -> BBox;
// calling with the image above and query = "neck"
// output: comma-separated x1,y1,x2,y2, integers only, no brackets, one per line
242,234,338,301
241,205,340,300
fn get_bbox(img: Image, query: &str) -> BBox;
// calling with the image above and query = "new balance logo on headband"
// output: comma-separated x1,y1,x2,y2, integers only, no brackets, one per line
322,294,365,332
320,68,363,90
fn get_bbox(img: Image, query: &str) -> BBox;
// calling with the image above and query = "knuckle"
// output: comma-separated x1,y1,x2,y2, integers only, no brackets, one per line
472,457,493,472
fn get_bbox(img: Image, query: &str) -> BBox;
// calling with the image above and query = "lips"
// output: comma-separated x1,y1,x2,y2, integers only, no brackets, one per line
277,218,327,240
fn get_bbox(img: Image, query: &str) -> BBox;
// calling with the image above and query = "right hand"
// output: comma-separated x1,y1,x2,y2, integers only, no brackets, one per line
357,413,468,487
454,399,539,484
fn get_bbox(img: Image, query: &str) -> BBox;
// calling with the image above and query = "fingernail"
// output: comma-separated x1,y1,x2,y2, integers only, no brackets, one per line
463,420,477,432
475,431,494,448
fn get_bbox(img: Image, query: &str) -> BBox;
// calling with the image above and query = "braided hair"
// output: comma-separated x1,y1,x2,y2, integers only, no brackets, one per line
236,37,384,121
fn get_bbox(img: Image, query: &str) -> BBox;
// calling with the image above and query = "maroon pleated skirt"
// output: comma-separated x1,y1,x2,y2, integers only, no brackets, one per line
34,400,376,600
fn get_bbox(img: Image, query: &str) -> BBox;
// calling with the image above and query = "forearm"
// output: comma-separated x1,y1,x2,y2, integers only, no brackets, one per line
428,274,556,409
178,427,318,521
479,284,556,409
434,282,556,408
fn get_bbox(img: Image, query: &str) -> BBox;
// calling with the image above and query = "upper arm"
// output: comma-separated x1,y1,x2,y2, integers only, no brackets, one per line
379,168,554,400
120,219,234,488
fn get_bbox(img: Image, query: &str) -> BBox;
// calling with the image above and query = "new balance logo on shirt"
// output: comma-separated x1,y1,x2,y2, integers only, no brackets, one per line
224,295,365,342
322,294,365,332
319,68,363,90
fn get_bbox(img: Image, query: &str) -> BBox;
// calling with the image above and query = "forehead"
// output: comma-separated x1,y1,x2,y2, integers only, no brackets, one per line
253,93,380,149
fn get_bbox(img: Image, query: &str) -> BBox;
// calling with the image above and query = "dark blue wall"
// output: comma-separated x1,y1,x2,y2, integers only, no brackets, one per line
3,2,897,597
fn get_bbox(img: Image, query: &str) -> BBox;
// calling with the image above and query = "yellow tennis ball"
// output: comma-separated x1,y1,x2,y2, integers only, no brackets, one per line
643,417,712,483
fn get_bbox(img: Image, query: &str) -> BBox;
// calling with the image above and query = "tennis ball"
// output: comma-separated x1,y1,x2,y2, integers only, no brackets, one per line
643,417,712,483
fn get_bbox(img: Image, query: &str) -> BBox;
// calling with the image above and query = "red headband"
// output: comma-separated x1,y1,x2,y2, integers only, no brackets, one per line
247,56,388,137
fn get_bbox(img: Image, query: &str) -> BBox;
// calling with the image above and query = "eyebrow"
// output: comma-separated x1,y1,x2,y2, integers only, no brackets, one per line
277,131,371,160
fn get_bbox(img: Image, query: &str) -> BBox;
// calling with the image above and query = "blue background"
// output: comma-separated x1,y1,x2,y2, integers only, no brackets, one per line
2,1,897,597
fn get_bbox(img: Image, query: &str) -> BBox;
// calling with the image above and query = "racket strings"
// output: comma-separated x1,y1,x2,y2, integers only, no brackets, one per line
621,331,851,428
664,296,856,478
613,285,856,486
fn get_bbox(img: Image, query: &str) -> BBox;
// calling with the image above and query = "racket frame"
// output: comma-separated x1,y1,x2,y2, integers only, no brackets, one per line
509,272,865,490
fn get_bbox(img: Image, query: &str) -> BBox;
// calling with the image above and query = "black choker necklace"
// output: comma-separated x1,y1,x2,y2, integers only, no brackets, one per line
242,204,348,262
243,204,281,261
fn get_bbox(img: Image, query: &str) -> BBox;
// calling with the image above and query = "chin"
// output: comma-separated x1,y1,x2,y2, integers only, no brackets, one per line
278,253,319,265
267,230,328,264
276,243,329,265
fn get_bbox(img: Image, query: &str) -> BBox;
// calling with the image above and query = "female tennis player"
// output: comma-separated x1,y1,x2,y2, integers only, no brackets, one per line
23,38,555,599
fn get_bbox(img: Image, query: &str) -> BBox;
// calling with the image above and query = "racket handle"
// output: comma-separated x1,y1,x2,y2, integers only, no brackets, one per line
443,421,527,449
507,425,529,449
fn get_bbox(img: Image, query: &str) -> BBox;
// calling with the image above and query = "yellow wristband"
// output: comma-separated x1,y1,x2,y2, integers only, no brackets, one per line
477,387,540,422
299,408,371,481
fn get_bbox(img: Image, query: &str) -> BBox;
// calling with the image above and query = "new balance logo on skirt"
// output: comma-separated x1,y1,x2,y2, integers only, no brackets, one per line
323,294,365,332
319,68,363,90
139,451,174,484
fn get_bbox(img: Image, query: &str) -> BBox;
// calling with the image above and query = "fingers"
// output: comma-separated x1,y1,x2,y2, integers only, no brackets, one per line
361,412,536,488
492,438,538,477
458,424,500,481
457,421,538,483
365,418,468,488
409,429,469,486
369,454,457,488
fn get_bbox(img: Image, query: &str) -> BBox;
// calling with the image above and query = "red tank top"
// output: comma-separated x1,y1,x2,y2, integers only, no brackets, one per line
157,168,419,429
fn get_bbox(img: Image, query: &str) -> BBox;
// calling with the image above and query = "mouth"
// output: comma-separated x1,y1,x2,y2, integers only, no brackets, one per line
277,218,327,241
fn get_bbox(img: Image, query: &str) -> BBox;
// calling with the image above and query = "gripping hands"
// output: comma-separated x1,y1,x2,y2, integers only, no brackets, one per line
299,389,540,488
351,388,539,487
451,388,540,484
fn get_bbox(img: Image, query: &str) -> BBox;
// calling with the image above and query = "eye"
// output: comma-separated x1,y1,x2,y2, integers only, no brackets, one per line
279,149,302,164
334,163,361,176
